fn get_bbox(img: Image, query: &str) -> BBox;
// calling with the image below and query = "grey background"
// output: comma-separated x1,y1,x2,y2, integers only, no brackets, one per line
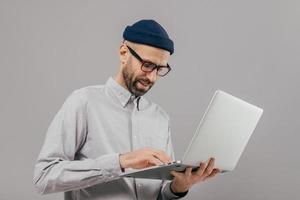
0,0,299,199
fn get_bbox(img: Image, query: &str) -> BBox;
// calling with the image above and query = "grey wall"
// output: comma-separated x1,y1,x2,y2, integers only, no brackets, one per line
1,0,299,199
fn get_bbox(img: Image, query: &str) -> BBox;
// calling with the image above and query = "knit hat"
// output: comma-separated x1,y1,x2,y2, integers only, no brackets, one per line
123,19,174,55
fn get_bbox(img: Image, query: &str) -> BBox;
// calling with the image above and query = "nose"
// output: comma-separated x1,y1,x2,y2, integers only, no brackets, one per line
146,69,157,83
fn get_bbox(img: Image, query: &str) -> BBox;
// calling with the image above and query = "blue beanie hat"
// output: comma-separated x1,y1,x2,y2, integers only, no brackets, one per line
123,19,174,55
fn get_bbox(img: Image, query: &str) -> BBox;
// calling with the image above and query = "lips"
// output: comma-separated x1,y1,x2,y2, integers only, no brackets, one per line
138,80,150,87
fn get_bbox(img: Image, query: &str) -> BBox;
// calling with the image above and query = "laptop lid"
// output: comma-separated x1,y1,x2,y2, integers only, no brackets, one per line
182,90,263,171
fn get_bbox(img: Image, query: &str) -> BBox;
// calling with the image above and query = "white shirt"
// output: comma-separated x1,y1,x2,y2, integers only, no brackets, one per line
33,77,185,199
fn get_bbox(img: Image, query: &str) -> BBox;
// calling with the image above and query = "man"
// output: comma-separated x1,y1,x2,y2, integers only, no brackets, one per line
33,19,220,200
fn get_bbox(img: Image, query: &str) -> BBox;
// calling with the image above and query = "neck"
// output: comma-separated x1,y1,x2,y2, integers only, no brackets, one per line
114,70,130,92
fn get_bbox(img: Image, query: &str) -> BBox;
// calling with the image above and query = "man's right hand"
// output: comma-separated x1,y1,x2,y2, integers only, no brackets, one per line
119,147,172,170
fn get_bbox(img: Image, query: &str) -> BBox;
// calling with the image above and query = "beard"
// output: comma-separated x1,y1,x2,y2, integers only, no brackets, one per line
122,66,154,97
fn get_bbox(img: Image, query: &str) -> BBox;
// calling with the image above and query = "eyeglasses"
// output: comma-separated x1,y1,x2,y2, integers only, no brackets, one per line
126,45,172,77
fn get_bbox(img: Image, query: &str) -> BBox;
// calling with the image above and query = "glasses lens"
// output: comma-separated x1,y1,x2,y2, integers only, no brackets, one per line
141,62,171,76
157,67,170,76
142,62,157,72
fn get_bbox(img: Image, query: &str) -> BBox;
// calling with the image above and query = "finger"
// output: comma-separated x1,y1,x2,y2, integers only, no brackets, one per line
147,156,163,166
152,149,172,163
157,149,172,163
185,167,193,177
203,168,220,180
195,162,206,177
203,158,215,177
170,170,182,179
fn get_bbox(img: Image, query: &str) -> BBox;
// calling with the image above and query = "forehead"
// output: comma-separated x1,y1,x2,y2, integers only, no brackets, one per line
134,43,170,66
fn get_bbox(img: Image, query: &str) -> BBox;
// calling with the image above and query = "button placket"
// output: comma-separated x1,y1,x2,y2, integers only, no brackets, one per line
132,100,143,199
131,105,139,150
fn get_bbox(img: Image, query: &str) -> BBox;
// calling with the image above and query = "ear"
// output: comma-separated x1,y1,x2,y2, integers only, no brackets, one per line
119,43,129,65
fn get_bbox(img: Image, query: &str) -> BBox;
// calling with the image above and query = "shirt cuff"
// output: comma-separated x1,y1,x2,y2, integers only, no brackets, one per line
162,181,189,199
94,153,123,177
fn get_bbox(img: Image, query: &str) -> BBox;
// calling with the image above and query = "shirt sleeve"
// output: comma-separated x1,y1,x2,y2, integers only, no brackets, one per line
33,90,122,195
158,125,189,199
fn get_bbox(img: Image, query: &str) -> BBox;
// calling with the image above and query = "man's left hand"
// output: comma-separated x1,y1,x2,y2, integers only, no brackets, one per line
170,157,221,193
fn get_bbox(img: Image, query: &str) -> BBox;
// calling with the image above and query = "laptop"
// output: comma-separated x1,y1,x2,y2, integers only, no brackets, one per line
120,90,263,180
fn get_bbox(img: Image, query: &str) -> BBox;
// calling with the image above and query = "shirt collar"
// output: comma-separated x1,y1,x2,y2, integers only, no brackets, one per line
106,77,145,110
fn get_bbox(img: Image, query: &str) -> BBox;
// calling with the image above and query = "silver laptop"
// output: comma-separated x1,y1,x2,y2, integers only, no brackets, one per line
120,90,263,180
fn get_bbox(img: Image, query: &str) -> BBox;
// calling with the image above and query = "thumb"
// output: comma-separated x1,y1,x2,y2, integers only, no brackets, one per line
170,170,180,178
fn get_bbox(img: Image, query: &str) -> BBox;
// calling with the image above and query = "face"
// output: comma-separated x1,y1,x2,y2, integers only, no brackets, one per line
118,41,170,97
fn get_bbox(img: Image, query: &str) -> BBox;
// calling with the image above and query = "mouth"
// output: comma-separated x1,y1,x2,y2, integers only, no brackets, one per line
138,80,150,87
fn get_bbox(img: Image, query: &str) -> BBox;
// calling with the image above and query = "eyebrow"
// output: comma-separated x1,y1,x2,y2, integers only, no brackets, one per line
143,58,169,67
143,58,159,66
